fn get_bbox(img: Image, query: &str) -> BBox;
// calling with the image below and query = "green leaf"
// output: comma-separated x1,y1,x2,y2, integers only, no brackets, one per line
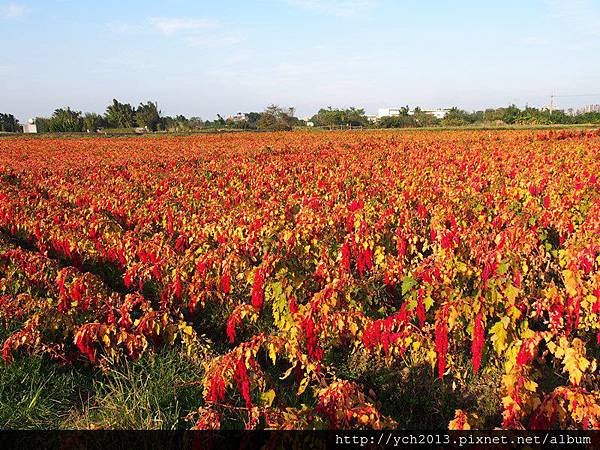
407,295,417,311
401,276,417,296
269,281,289,330
497,262,509,276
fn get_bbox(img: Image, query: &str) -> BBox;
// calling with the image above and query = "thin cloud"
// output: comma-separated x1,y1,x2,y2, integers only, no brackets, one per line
545,0,600,36
148,17,218,36
1,2,30,19
520,36,549,46
0,64,15,74
184,34,244,48
283,0,377,17
106,21,144,35
106,16,235,48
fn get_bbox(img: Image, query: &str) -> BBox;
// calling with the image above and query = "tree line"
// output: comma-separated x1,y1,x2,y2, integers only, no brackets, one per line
2,102,600,134
1,101,301,133
33,100,166,133
309,105,600,128
436,105,600,127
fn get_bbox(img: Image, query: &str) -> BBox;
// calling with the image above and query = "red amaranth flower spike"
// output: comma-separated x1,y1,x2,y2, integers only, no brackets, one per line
173,273,183,300
416,289,426,328
302,315,323,361
226,310,241,343
341,241,351,272
234,357,252,408
206,373,226,403
435,307,449,379
471,311,485,374
221,268,231,294
251,268,265,310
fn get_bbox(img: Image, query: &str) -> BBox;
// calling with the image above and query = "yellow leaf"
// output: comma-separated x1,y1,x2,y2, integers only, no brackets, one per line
563,270,579,297
523,379,538,392
448,410,471,430
260,389,276,407
178,324,193,335
490,319,508,355
448,307,459,330
297,376,310,395
374,246,385,267
268,343,277,364
562,338,590,386
504,283,519,303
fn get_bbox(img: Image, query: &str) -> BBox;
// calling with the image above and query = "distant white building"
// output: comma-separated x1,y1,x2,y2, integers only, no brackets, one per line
419,109,449,119
578,104,600,114
541,105,564,113
377,108,404,118
301,116,315,126
377,108,449,119
22,118,37,133
228,112,246,122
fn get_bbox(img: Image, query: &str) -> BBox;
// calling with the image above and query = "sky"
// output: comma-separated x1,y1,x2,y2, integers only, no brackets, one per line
1,0,600,121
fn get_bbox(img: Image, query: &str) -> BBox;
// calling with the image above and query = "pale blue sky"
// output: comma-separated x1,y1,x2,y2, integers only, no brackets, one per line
1,0,600,121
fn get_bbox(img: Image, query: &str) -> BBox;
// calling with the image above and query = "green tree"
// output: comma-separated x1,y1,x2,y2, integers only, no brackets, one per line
188,116,204,130
257,105,295,131
578,111,600,123
312,108,347,128
344,107,369,127
441,107,472,126
47,107,84,132
547,110,573,125
105,99,136,128
412,107,440,127
377,114,417,128
483,108,504,123
470,110,485,123
215,114,226,127
135,101,161,131
159,116,175,131
202,115,226,129
34,117,51,133
0,113,20,132
311,107,369,128
83,112,105,132
245,112,261,129
501,104,521,124
517,107,543,125
311,107,344,128
377,106,416,128
169,115,192,131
